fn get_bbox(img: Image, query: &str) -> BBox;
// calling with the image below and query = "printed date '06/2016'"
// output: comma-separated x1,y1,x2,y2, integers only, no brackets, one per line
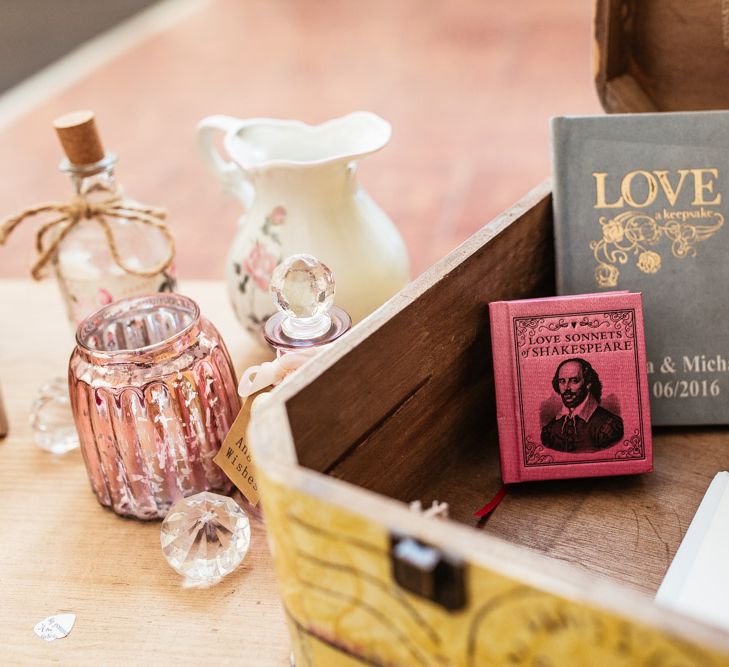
652,379,720,399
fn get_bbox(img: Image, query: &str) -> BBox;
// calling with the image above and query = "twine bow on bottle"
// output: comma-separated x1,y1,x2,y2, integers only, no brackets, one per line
0,187,175,280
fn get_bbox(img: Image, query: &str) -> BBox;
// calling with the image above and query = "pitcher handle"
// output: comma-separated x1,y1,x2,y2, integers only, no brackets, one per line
196,115,255,210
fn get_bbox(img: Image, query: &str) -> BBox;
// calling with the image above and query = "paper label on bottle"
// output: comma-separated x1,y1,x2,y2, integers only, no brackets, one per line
213,392,266,506
57,270,175,325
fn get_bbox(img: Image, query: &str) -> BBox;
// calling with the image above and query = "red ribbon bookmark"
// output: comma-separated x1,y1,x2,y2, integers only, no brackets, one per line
474,485,508,519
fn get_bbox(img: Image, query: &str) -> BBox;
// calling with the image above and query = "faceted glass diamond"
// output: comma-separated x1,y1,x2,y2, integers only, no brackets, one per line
160,492,251,586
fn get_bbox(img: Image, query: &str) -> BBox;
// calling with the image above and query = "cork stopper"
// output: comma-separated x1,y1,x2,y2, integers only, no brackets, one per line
53,110,106,165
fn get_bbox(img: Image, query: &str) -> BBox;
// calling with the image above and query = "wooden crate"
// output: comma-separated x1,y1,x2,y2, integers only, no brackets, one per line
250,180,729,666
594,0,729,112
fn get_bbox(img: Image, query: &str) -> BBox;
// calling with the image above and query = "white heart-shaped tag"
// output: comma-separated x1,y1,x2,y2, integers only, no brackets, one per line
33,613,76,642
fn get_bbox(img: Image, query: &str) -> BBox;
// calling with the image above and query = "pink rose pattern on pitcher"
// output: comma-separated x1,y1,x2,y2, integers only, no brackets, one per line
233,206,285,328
242,242,277,291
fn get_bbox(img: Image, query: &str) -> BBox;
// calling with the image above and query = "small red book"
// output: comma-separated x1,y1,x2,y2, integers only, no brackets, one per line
489,292,653,483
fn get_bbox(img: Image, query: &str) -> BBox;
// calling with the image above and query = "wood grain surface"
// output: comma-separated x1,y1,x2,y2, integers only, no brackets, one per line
483,425,729,596
0,279,287,665
0,0,600,281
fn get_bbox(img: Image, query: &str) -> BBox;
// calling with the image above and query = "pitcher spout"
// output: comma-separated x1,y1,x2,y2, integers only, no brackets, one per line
228,112,391,172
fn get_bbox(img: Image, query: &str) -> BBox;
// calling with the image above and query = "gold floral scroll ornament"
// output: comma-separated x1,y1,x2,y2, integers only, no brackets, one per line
589,210,724,288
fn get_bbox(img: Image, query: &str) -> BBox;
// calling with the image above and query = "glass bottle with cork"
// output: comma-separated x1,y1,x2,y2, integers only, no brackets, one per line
0,110,177,453
50,110,176,325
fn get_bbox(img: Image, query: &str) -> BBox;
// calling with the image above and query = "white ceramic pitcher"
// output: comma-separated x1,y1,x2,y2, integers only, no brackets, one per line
196,112,410,332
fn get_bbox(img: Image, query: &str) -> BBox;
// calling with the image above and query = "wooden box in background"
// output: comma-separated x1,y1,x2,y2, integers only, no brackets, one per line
594,0,729,112
250,182,729,666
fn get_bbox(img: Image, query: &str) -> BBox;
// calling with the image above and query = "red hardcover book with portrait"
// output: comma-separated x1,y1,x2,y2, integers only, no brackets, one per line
489,292,653,483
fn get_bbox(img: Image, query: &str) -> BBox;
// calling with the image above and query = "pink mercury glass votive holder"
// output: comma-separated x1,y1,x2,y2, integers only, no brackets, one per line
69,293,239,519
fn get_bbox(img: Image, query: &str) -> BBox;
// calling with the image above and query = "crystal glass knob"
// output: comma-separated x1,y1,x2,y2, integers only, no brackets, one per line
160,491,251,587
270,254,335,339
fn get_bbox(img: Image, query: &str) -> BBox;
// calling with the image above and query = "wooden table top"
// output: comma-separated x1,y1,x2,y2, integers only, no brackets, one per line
0,0,600,282
0,279,289,665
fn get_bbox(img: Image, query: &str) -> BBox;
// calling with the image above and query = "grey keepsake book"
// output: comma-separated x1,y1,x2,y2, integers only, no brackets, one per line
552,111,729,425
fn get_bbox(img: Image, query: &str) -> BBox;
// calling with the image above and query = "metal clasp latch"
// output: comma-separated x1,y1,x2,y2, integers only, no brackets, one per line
390,534,467,611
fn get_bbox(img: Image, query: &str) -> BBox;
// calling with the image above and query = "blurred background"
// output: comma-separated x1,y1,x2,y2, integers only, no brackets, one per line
0,0,601,280
0,1,158,92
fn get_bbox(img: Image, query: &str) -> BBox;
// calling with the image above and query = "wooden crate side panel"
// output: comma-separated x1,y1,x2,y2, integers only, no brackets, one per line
326,193,554,494
286,189,554,478
599,73,660,114
327,384,505,526
594,0,628,83
256,461,729,667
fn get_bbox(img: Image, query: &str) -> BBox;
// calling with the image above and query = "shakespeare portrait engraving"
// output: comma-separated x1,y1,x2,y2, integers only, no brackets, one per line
540,358,623,453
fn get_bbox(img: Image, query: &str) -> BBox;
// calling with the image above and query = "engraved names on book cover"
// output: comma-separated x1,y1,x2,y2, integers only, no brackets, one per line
489,292,653,484
552,111,729,425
